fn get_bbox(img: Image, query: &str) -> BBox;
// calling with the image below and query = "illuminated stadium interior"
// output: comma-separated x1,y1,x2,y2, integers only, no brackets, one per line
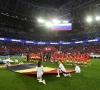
0,0,100,55
1,1,100,90
0,0,100,42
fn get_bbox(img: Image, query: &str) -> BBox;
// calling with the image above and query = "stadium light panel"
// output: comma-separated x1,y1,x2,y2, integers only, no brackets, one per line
52,19,60,24
96,16,100,21
38,19,45,23
45,22,52,27
86,17,92,22
62,20,69,23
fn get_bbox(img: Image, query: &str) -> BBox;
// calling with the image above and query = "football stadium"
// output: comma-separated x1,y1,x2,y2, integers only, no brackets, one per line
0,0,100,90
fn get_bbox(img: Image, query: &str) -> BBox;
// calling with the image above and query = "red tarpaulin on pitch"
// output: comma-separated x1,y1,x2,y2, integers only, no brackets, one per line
40,46,58,53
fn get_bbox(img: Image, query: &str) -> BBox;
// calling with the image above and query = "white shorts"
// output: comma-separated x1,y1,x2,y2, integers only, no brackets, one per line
70,61,72,63
76,71,81,73
67,60,69,62
61,69,67,74
58,69,66,74
51,60,54,62
55,60,57,62
75,61,77,63
84,62,87,64
37,72,43,78
78,62,80,64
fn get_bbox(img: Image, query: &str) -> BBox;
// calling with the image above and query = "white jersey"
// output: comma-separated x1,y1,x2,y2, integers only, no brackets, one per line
36,65,44,75
59,63,66,72
75,66,81,73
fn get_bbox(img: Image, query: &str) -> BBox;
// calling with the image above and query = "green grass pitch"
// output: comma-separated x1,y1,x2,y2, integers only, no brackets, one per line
0,57,100,90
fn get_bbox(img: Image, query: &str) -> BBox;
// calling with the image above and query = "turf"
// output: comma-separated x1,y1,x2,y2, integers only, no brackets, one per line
0,57,100,90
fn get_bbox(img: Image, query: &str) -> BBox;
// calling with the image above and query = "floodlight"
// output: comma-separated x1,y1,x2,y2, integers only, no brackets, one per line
45,22,52,27
38,19,45,23
52,19,60,24
86,17,92,22
62,20,69,23
96,16,100,20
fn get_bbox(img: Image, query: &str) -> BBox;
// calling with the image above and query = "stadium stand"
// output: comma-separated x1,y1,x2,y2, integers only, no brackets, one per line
0,40,100,56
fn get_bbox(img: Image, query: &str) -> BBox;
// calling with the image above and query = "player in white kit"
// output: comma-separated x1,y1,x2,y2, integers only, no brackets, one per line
36,61,46,84
56,60,71,77
75,64,81,73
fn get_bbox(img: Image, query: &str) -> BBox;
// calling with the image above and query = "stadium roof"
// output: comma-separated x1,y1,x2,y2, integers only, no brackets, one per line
0,0,100,20
0,0,100,29
22,0,70,8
